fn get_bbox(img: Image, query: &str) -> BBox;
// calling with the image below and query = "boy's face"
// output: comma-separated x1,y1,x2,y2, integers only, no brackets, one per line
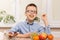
25,6,37,21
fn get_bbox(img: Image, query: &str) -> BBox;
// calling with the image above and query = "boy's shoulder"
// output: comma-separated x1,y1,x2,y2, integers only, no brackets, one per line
34,22,43,27
34,22,40,26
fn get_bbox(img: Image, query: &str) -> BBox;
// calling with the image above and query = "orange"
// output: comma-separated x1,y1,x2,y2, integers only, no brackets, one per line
47,34,54,40
33,36,39,40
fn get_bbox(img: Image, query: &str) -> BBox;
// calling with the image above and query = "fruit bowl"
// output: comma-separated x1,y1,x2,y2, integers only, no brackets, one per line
30,32,54,40
30,32,47,40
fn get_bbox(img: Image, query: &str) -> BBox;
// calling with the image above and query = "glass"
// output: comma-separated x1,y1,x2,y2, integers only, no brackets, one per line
26,10,37,14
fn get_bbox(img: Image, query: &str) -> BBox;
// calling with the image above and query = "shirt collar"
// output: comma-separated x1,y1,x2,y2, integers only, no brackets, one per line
25,20,34,25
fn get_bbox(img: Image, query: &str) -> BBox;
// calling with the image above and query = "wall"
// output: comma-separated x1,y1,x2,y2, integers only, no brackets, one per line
52,0,60,20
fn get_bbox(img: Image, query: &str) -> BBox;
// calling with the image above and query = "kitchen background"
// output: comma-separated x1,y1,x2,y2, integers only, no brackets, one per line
0,0,60,40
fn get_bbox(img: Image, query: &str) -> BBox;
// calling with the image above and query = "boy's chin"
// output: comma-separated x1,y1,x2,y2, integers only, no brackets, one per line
29,18,34,21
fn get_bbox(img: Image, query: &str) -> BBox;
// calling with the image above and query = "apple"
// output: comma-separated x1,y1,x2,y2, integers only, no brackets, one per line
47,34,54,40
39,32,47,40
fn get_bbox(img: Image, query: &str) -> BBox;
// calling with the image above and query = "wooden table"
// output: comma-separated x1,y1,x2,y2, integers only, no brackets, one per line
9,37,60,40
3,33,60,40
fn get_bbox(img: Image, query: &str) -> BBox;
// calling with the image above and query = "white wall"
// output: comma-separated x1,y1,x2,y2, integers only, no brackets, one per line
47,0,60,27
52,0,60,20
0,0,16,16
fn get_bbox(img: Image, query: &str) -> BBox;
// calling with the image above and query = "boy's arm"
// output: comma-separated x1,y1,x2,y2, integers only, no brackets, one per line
16,32,31,38
8,32,31,38
41,13,48,26
41,13,51,34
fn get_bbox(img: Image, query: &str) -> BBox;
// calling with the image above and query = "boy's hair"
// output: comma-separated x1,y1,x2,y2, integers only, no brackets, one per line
26,3,37,13
26,3,37,10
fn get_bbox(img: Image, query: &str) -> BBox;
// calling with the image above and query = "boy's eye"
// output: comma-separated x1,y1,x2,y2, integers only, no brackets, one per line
26,10,37,13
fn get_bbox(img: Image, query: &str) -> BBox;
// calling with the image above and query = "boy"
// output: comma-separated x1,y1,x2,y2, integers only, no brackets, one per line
8,3,51,38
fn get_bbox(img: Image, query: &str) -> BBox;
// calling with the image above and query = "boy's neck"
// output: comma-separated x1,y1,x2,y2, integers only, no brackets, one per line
26,19,34,24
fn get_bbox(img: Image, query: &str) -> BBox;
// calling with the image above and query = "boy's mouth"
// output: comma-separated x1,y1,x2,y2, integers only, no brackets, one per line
29,15,34,18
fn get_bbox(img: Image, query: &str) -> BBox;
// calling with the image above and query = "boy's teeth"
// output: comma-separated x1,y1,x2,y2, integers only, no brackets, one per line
30,15,34,18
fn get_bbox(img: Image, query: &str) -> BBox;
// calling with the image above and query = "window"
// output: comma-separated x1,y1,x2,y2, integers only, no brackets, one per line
0,0,16,27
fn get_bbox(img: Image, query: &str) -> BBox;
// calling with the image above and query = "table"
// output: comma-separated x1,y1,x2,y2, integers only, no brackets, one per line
8,37,60,40
0,32,59,40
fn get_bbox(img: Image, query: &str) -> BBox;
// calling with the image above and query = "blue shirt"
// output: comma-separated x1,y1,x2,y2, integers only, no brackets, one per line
10,20,51,34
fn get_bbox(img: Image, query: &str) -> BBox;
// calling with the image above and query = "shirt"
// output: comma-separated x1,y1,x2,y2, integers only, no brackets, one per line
9,20,51,34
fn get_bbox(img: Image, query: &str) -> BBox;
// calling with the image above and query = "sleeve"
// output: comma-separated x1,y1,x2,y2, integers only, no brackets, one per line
38,26,45,34
9,23,20,33
44,25,51,34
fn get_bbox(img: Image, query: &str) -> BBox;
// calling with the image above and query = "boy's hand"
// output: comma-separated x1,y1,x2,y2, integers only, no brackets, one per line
8,32,14,38
8,32,18,38
41,13,47,21
41,13,48,26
